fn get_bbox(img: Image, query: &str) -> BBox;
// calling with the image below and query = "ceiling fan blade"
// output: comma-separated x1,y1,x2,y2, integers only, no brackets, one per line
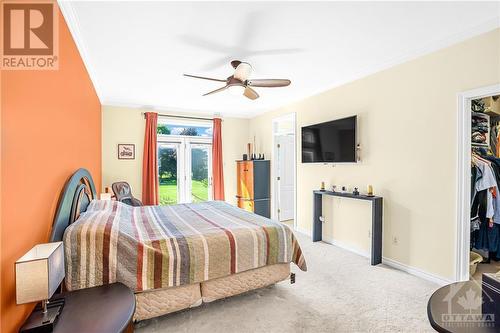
184,74,227,83
247,79,291,87
234,62,252,81
243,87,259,100
202,86,228,96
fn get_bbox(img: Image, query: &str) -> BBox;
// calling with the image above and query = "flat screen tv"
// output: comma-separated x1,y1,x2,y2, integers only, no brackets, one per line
301,116,357,163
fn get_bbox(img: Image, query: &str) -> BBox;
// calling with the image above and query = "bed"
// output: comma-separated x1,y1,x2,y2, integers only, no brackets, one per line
50,169,307,321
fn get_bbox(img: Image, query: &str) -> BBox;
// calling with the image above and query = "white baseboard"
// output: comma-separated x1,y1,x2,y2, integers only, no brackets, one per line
382,257,453,286
294,226,453,286
294,226,311,238
322,237,370,259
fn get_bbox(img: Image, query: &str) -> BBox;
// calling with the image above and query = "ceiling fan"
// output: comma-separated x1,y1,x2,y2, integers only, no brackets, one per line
184,60,291,100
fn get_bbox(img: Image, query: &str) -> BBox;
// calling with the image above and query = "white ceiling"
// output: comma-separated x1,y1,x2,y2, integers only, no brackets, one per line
60,1,500,118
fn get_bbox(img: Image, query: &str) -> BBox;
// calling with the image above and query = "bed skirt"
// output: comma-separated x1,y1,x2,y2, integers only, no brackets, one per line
134,263,291,321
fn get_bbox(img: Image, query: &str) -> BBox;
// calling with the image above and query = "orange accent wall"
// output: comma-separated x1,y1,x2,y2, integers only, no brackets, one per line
1,11,101,332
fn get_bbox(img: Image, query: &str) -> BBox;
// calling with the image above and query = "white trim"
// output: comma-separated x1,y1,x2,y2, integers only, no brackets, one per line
293,113,297,231
61,0,499,118
382,257,452,286
58,1,104,103
248,18,500,119
320,235,453,286
322,237,370,259
102,101,253,119
456,83,500,282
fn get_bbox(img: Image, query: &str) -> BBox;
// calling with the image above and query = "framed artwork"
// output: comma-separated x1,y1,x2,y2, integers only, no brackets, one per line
118,144,135,160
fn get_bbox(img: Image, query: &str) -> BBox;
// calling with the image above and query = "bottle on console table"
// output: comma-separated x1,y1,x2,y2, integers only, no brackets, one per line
367,185,374,196
320,181,325,191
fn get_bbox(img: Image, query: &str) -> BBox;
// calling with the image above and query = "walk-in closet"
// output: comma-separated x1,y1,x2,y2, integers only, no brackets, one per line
470,94,500,280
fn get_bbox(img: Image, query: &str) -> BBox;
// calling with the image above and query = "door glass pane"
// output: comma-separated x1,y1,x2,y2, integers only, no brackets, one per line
158,145,178,205
191,146,209,202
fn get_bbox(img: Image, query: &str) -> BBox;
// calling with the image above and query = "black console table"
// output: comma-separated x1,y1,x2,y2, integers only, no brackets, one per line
313,190,383,265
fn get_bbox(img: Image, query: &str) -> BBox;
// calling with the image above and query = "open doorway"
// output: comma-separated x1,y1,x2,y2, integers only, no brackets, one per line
272,113,296,229
457,84,500,282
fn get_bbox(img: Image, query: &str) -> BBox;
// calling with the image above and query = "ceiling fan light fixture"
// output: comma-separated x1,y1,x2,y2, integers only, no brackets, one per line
233,62,252,81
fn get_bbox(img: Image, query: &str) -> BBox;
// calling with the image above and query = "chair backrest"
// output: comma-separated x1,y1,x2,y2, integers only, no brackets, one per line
112,182,133,202
111,182,143,206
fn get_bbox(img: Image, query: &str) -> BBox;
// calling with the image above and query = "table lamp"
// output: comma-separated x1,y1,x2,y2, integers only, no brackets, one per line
16,242,65,332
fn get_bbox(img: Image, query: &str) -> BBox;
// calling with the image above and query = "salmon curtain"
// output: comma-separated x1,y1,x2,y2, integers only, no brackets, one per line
142,112,159,205
212,118,225,200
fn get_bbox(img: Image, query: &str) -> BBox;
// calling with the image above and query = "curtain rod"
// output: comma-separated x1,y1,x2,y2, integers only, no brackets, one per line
142,112,216,121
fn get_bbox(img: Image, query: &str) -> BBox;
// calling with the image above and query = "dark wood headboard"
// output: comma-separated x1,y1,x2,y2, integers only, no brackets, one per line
49,168,97,242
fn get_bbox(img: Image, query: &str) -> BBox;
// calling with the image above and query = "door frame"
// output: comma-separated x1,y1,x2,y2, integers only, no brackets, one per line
272,113,297,229
456,83,500,282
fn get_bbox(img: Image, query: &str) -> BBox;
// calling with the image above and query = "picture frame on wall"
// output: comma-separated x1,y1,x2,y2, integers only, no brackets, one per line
118,144,135,160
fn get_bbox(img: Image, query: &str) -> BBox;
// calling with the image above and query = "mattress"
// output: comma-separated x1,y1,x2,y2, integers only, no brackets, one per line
64,200,306,293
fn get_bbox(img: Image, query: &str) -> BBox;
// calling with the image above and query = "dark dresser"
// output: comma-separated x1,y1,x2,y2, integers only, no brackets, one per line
236,160,270,218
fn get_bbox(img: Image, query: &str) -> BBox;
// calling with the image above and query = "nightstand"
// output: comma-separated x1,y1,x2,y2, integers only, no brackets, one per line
21,283,136,333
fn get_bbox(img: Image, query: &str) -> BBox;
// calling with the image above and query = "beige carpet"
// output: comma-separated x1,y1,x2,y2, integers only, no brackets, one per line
136,231,438,333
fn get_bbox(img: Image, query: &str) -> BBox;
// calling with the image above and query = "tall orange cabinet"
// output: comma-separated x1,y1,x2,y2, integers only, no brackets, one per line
236,160,270,218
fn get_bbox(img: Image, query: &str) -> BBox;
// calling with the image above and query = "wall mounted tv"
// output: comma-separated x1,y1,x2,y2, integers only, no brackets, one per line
301,115,357,163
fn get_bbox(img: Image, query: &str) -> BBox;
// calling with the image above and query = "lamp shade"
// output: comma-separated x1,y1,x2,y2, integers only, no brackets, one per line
15,242,65,304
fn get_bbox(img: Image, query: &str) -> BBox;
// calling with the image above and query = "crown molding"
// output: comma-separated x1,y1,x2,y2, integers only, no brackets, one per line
252,18,500,118
101,101,254,119
58,0,104,103
59,2,499,118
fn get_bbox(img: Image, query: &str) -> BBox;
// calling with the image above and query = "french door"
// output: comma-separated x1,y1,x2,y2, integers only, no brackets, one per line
158,137,212,205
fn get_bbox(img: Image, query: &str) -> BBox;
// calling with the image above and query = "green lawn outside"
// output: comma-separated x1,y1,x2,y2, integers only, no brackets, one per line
159,179,208,205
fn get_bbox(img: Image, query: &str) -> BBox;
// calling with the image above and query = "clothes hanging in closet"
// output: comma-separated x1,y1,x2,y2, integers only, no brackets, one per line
472,116,489,144
491,124,498,156
471,152,500,255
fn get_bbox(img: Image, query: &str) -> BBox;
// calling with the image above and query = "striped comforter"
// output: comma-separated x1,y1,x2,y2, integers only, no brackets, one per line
64,200,306,293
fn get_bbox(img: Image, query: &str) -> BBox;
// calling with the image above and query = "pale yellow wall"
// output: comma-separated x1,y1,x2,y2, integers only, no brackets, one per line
248,29,500,280
222,117,252,204
102,106,249,205
102,106,145,197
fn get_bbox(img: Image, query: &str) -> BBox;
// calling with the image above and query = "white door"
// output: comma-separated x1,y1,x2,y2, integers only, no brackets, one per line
276,135,295,221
